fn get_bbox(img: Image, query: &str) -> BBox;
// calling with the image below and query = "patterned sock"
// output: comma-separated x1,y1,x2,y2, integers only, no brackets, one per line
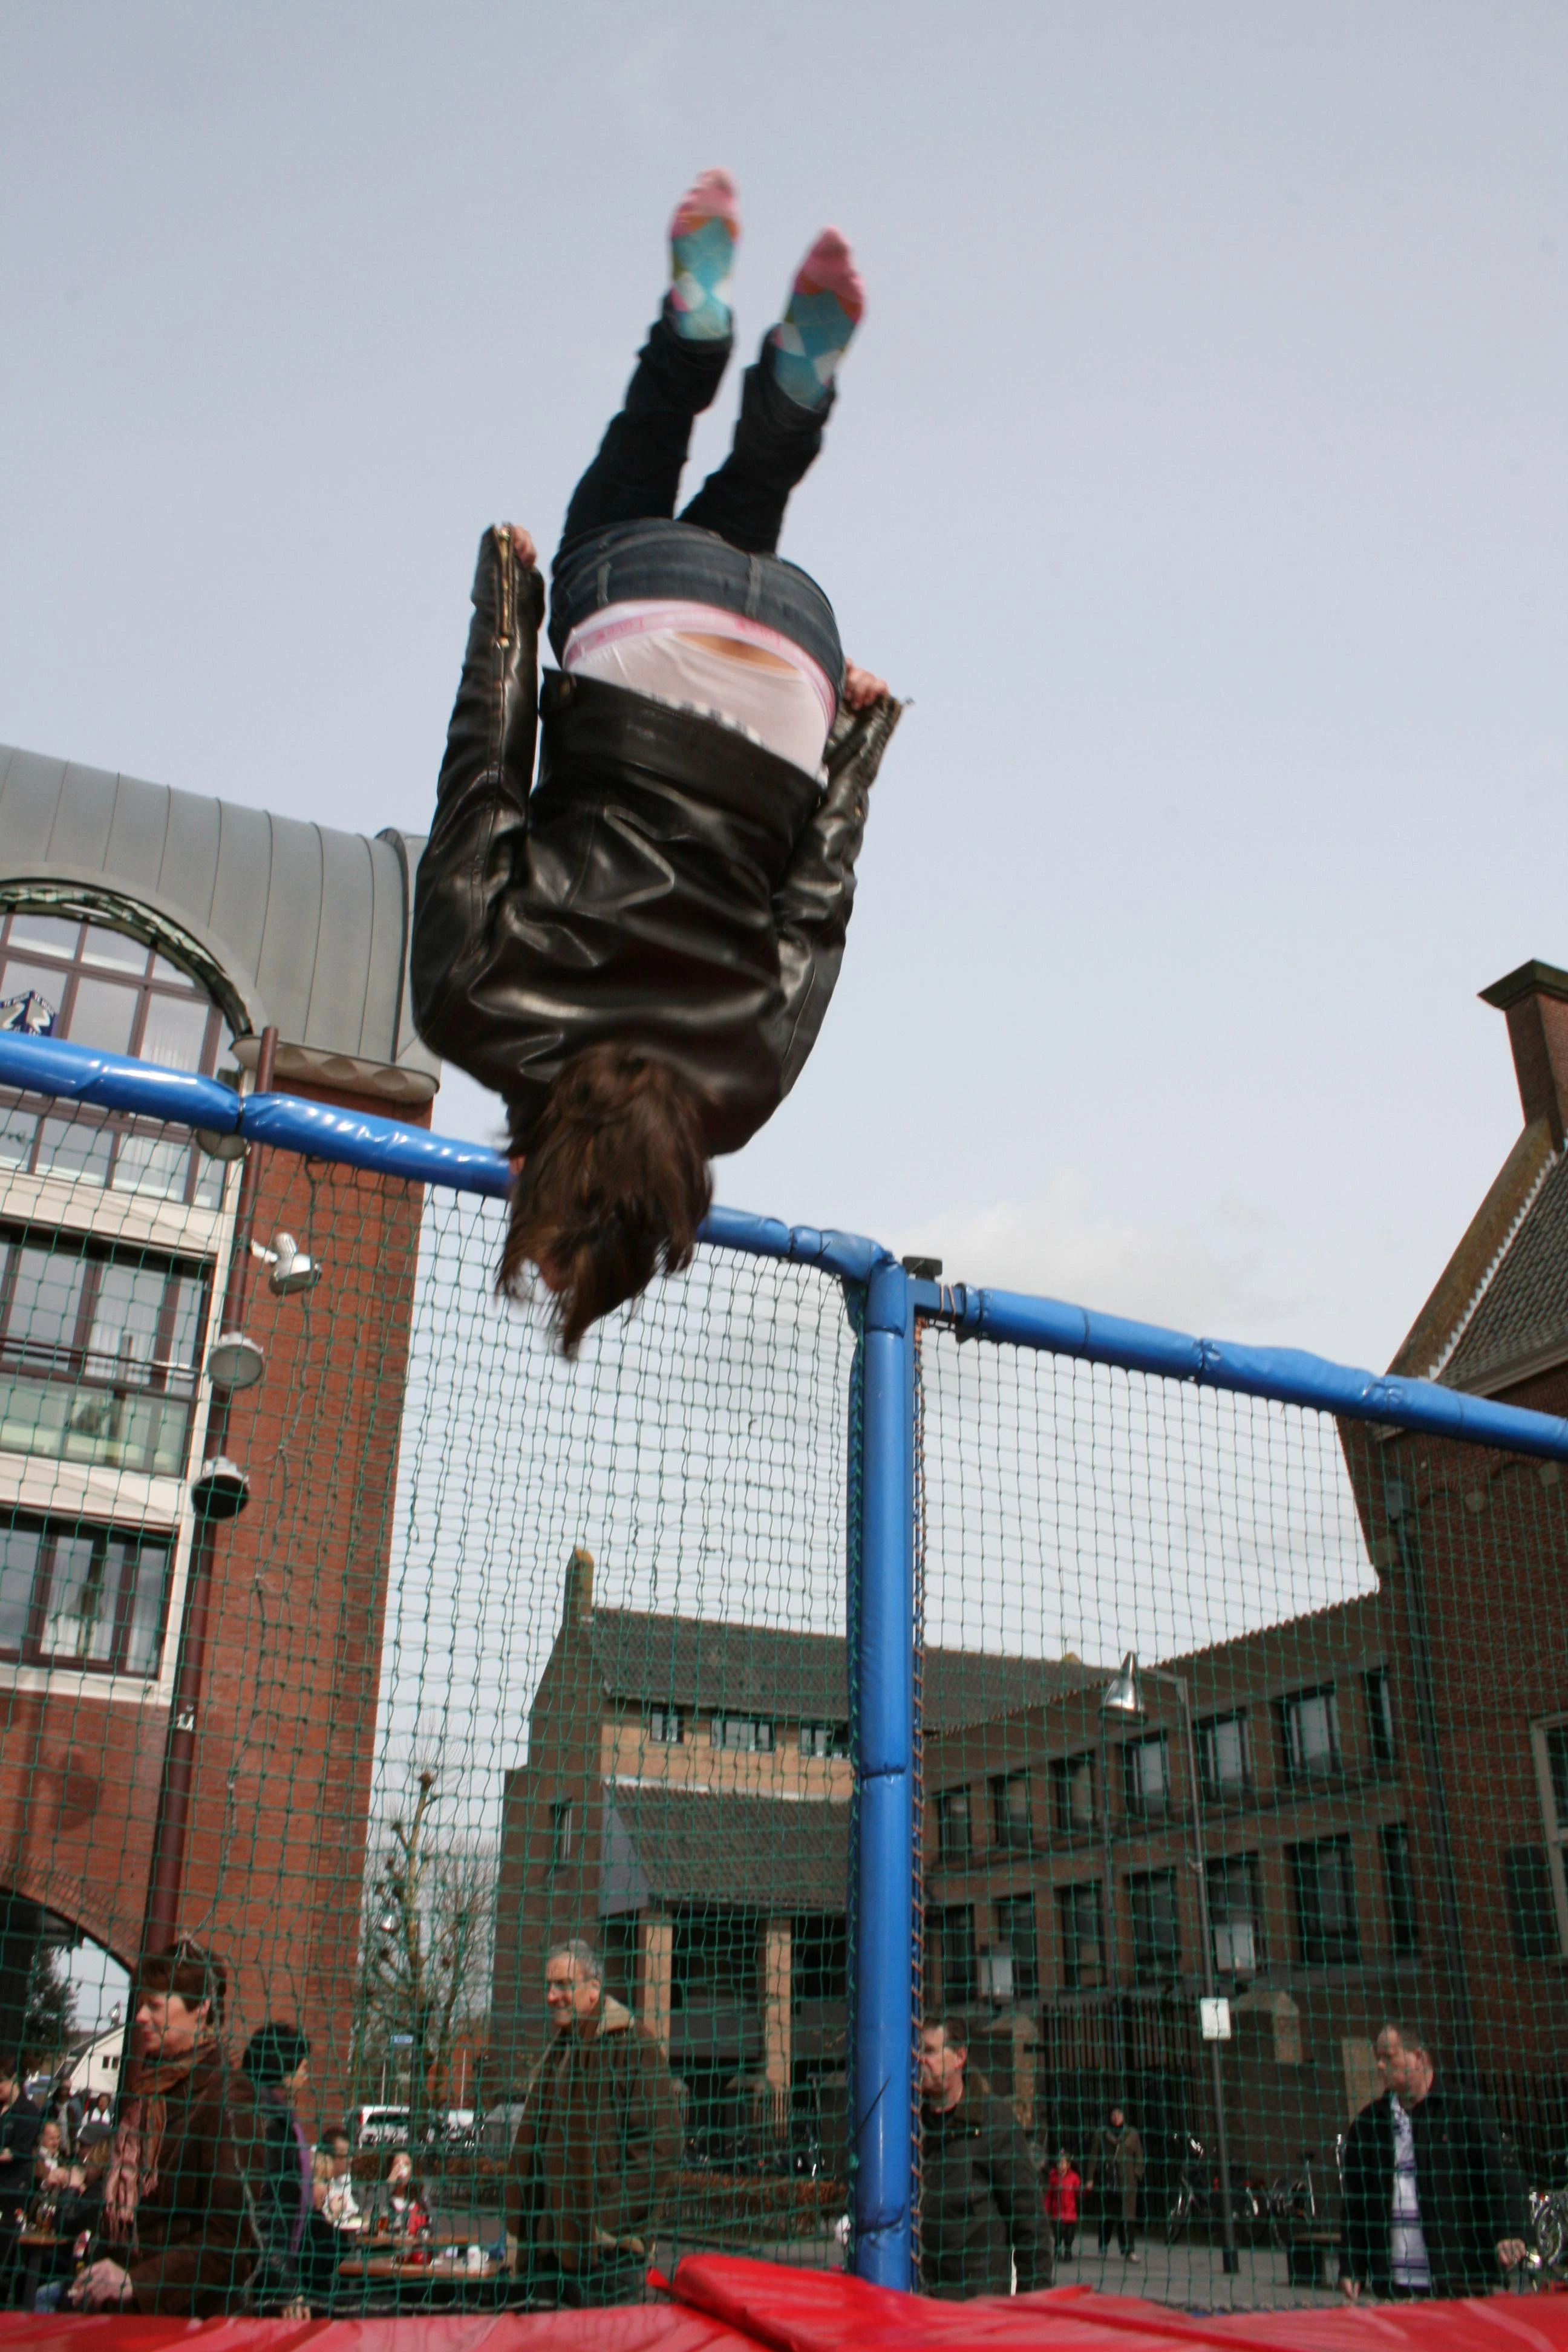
668,168,740,341
769,227,864,410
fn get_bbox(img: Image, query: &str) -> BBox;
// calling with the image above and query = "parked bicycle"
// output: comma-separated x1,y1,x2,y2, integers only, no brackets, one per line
1164,2133,1263,2244
1526,2175,1568,2278
1266,2146,1333,2249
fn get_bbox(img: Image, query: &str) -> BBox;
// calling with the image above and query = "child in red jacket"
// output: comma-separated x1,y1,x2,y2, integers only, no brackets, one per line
1045,2149,1082,2258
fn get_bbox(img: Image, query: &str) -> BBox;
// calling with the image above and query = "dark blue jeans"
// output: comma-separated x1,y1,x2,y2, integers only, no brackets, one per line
548,304,842,686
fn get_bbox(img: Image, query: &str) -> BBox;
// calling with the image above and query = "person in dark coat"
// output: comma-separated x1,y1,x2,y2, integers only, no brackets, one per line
917,2016,1052,2300
0,2065,41,2208
1340,2022,1529,2300
1086,2105,1145,2260
68,1941,260,2314
411,168,900,1357
0,2066,42,2301
240,2024,312,2314
506,1938,681,2307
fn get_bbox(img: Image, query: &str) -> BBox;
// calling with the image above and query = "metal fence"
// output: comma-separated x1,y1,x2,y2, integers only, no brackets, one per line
1,1025,1565,2313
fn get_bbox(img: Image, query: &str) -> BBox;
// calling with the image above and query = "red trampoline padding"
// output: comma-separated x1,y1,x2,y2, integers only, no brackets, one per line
667,2253,1568,2352
6,2265,1568,2351
0,2302,752,2351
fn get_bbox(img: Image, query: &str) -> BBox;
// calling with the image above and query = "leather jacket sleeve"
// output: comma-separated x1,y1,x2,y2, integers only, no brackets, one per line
768,693,902,1099
410,526,544,1081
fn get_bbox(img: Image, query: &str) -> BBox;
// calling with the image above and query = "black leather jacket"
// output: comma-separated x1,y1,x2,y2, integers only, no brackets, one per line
411,526,901,1155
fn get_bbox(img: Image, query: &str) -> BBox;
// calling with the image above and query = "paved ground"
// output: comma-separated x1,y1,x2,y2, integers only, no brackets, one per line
1054,2234,1344,2310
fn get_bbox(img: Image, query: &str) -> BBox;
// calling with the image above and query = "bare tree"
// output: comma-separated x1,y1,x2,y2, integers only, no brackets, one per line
356,1770,496,2155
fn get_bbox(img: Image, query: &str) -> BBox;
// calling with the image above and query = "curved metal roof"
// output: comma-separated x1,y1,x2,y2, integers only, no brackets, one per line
0,740,439,1103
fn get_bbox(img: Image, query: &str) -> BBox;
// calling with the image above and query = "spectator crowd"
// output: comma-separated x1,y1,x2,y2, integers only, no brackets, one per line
0,1947,1538,2313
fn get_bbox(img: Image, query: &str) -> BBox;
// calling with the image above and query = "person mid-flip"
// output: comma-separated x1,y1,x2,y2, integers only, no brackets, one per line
412,171,900,1351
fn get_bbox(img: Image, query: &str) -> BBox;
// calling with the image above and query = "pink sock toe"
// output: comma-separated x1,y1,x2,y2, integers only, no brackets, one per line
792,227,864,322
670,167,741,244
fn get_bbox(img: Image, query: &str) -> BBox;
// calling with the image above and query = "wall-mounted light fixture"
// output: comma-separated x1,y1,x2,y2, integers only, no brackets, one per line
190,1455,250,1520
251,1231,322,1296
206,1331,266,1393
194,1128,247,1163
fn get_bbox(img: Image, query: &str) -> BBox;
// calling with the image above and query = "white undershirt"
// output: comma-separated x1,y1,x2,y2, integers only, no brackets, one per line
1389,2095,1432,2293
563,599,835,777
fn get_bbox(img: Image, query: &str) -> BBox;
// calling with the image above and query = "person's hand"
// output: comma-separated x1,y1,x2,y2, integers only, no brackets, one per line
506,524,538,570
1498,2238,1529,2270
70,2258,134,2309
842,661,887,710
1339,2276,1362,2301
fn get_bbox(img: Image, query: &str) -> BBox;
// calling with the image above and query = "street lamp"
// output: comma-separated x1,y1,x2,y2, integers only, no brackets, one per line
1102,1654,1142,1717
1098,1654,1142,2115
1101,1651,1241,2276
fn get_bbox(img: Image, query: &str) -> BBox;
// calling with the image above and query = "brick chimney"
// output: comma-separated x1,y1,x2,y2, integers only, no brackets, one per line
1479,960,1568,1148
563,1545,595,1622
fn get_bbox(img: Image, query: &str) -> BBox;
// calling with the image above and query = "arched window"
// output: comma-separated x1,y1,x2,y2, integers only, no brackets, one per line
0,907,237,1210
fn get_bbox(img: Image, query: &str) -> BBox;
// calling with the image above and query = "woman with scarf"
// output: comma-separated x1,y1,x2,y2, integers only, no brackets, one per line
68,1942,260,2314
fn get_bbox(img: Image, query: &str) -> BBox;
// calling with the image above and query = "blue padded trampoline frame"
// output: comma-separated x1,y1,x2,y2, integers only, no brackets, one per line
5,1029,1568,2293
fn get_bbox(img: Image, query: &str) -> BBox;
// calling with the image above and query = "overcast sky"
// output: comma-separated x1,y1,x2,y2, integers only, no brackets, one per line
4,2,1565,1373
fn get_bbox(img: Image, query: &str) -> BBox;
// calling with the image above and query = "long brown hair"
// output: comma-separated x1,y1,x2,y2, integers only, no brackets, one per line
498,1044,713,1356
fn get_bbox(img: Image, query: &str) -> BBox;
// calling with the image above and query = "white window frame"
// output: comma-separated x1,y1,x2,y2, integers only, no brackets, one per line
1125,1730,1170,1815
1200,1711,1250,1796
1284,1685,1341,1779
713,1714,774,1753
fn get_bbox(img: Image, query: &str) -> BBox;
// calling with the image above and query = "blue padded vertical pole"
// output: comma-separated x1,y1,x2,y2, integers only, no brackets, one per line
852,1257,915,2289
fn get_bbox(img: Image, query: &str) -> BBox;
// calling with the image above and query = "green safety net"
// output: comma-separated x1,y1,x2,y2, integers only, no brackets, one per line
1,932,1566,2316
914,1319,1567,2303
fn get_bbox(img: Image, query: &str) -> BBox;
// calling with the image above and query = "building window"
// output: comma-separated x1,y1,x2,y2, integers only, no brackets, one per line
935,1788,972,1862
1365,1670,1396,1766
1283,1687,1341,1780
713,1716,774,1753
1527,1720,1568,1957
1198,1712,1250,1799
1290,1834,1359,1965
0,911,236,1210
1123,1731,1170,1817
937,1904,975,2005
1377,1821,1419,1953
990,1770,1031,1851
992,1893,1039,1999
1206,1852,1263,1978
671,1904,758,2011
1128,1868,1181,1982
550,1800,577,1867
0,1514,171,1676
790,1912,846,2005
1056,1881,1105,1990
801,1722,848,1759
1051,1753,1096,1834
0,1234,209,1479
647,1708,684,1745
1504,1848,1560,1962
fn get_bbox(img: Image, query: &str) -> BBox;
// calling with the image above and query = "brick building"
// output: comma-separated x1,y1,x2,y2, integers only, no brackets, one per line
922,1596,1411,2181
922,957,1568,2186
0,737,437,2114
493,1547,1094,2140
